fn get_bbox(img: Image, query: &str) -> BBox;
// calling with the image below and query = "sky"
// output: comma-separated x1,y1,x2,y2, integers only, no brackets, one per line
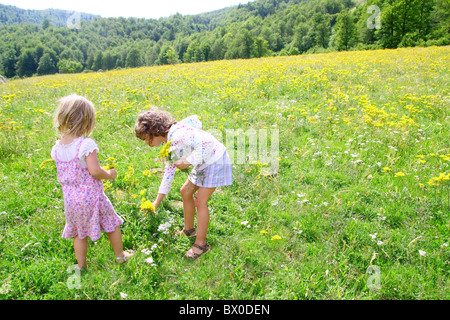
0,0,255,19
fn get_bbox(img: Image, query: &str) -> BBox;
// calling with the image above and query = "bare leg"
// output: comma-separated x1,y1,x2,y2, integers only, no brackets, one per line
190,187,216,255
73,236,88,269
108,226,124,258
180,179,199,231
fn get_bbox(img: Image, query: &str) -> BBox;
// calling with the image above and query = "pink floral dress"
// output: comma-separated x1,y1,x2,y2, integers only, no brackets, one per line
54,138,123,241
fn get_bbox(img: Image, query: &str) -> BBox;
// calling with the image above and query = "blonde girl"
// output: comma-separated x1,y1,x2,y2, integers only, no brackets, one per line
51,94,131,269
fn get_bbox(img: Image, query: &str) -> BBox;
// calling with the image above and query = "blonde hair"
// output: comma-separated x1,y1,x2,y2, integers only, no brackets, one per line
54,94,95,137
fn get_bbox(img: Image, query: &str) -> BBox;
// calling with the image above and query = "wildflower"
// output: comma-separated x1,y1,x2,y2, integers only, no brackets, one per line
241,221,250,228
158,221,172,234
271,235,282,240
103,157,117,170
140,199,155,213
160,141,172,159
103,181,112,191
395,172,406,177
144,257,154,264
369,233,377,240
39,158,54,170
377,241,384,246
141,248,152,255
120,292,128,299
383,167,392,172
418,250,426,257
142,169,152,177
260,230,269,236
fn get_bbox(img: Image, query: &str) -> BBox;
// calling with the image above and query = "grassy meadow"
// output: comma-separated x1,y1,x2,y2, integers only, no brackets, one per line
0,46,449,300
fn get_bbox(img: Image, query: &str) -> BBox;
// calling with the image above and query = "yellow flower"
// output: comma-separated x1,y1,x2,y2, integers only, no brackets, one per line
142,169,152,177
103,157,117,170
104,181,112,190
140,199,155,213
39,158,54,170
160,141,172,158
271,235,282,240
383,167,392,172
395,172,406,177
260,230,269,236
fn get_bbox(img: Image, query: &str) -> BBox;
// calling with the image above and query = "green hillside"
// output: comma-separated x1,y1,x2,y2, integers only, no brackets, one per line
0,0,449,79
0,3,99,27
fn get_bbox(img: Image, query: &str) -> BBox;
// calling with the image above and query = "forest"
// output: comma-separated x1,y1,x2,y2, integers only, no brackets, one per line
0,0,449,79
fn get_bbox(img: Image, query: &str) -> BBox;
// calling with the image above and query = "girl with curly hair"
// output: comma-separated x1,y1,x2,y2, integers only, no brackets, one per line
135,109,233,259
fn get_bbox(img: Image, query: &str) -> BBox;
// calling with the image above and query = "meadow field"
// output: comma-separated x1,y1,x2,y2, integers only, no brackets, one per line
0,46,449,300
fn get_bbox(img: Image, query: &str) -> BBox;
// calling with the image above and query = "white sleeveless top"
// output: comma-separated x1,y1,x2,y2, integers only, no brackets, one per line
51,137,99,168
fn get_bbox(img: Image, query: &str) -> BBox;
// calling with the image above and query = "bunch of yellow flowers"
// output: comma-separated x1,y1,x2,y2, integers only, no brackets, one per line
140,198,156,214
428,172,450,187
160,141,172,160
102,157,117,170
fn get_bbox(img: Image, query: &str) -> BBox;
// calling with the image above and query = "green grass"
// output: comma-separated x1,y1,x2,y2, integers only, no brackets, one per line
0,46,449,300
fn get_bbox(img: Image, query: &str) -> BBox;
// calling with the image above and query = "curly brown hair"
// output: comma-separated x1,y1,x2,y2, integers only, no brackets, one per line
134,109,177,141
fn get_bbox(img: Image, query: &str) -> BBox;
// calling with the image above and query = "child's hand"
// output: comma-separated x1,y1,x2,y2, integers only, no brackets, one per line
153,200,161,211
109,168,117,180
174,159,191,170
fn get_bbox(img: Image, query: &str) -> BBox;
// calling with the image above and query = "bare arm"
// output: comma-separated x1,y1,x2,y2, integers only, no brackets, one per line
86,151,117,180
153,193,166,211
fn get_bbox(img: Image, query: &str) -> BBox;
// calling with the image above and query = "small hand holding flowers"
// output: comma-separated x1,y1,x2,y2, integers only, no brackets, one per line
140,199,156,215
160,140,191,170
102,157,117,171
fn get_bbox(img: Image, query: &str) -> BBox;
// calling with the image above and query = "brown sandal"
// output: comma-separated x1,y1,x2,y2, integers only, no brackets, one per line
177,228,196,237
185,243,210,259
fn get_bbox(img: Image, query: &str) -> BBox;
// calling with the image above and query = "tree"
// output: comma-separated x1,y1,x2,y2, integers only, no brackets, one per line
254,37,270,58
125,47,143,68
16,49,37,77
34,45,45,66
42,18,51,30
335,11,357,50
37,52,57,75
416,0,435,39
200,42,211,62
92,51,103,71
379,0,434,48
210,38,227,61
102,52,116,70
430,0,450,39
238,29,255,59
312,12,331,48
57,59,83,73
1,49,18,78
379,4,400,48
158,45,178,65
292,23,313,53
183,40,202,63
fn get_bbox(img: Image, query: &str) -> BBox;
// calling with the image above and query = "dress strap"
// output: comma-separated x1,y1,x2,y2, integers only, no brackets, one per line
75,137,86,159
